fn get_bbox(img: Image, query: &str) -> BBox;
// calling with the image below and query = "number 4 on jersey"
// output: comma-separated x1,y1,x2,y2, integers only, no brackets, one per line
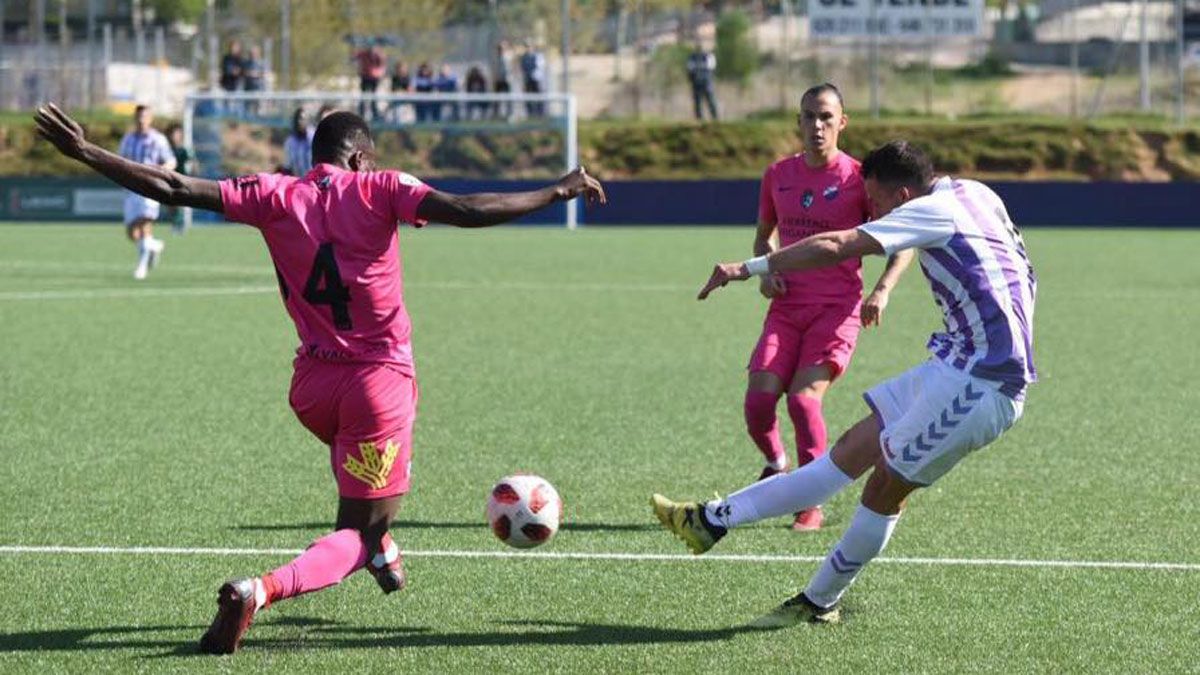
303,243,353,330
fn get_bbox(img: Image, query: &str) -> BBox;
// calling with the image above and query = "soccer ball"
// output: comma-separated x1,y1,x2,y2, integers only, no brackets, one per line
486,474,563,549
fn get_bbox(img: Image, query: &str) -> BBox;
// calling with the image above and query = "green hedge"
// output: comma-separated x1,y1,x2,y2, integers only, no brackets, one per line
578,119,1192,181
4,113,1199,181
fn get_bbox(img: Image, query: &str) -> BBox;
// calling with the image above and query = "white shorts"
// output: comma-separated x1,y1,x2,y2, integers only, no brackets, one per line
864,359,1023,486
124,193,161,225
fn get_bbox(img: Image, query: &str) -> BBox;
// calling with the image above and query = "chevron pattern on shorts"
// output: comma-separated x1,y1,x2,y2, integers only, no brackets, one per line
899,383,983,463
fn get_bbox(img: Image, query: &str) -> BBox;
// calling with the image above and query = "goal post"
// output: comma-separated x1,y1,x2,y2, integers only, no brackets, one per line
182,90,580,230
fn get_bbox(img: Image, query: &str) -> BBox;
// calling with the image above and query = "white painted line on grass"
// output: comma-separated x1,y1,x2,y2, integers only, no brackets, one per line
0,285,278,301
0,545,1196,572
2,258,1196,299
0,281,691,302
0,259,272,276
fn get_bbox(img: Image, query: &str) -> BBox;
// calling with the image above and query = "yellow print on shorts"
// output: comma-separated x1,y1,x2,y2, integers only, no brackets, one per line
343,440,400,490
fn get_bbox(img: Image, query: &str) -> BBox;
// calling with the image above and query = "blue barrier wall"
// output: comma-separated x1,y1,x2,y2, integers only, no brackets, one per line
3,177,1196,227
575,180,1200,228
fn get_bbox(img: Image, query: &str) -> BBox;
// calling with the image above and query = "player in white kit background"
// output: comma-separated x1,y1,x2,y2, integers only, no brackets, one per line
118,105,176,279
653,140,1037,626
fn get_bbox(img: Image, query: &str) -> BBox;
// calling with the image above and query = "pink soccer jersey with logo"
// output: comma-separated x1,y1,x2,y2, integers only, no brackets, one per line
758,152,871,305
218,164,432,376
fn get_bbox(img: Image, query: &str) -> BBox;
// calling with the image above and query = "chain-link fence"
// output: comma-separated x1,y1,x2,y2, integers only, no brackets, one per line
2,1,1197,121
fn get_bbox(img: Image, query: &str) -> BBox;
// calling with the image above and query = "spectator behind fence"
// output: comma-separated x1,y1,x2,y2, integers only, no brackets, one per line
686,42,719,121
220,40,243,94
413,61,435,123
283,107,313,177
166,124,193,232
492,41,513,120
465,65,488,120
435,64,460,122
520,40,547,118
354,43,386,120
243,46,265,114
390,60,412,122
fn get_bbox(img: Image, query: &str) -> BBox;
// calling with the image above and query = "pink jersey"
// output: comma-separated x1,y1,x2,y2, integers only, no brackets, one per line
219,164,432,376
758,152,870,305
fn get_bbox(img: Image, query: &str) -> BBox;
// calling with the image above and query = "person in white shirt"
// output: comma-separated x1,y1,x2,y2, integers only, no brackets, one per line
118,105,176,279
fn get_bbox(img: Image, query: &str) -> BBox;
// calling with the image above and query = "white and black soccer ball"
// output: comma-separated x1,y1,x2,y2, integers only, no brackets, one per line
486,474,563,549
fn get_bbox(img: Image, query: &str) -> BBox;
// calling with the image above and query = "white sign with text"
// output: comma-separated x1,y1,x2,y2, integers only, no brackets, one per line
808,0,985,38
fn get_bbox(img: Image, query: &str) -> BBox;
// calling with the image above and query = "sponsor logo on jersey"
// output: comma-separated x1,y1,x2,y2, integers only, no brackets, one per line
234,175,260,190
824,184,840,201
801,189,815,209
343,439,401,489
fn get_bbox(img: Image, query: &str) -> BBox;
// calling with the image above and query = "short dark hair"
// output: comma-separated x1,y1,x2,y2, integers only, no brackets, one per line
311,111,373,165
861,140,934,189
801,82,844,109
134,104,149,117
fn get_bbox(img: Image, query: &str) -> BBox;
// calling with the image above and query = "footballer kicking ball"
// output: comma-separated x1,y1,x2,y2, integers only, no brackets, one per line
486,474,563,549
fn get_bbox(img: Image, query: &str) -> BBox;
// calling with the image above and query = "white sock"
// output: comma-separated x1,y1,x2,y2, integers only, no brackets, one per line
252,577,267,611
136,237,149,255
704,454,853,529
371,539,399,569
767,455,788,471
803,505,900,608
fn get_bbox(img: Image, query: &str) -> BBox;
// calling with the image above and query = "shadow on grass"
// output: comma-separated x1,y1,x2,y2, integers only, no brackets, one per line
170,618,764,657
233,520,660,533
1,616,768,657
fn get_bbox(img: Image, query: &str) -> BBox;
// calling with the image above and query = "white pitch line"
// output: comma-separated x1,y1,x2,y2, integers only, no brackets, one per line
0,281,691,302
0,545,1196,572
0,285,278,301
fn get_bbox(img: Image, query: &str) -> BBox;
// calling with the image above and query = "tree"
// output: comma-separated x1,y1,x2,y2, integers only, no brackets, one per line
239,0,455,87
715,9,758,85
148,0,207,24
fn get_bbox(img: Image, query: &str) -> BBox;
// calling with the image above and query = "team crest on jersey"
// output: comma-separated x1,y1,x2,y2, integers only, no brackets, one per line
824,184,840,201
317,176,332,189
801,189,815,209
343,440,401,489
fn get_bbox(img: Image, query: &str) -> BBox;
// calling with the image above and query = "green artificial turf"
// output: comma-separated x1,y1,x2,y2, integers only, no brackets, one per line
1,224,1198,672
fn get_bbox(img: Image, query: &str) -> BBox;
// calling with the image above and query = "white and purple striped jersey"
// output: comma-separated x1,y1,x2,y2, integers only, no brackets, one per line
118,129,174,168
859,177,1037,400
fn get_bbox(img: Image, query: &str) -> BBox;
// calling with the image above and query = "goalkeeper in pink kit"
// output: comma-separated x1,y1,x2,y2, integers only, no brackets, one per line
746,83,913,530
35,104,606,654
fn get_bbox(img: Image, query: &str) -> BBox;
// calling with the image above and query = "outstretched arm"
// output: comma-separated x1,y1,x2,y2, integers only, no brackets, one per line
35,104,223,213
698,228,884,300
415,166,605,227
861,249,915,327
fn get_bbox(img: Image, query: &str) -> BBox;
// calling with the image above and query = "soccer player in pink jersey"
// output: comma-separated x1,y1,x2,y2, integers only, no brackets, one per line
34,104,606,655
746,83,913,531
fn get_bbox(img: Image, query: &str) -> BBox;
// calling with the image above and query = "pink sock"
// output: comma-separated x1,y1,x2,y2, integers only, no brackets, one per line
745,390,787,469
262,529,369,604
787,394,828,468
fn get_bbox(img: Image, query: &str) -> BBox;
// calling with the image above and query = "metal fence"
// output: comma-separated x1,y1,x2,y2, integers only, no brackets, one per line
2,1,1196,122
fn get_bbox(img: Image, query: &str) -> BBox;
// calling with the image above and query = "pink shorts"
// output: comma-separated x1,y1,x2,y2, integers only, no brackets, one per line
288,357,418,499
748,301,862,386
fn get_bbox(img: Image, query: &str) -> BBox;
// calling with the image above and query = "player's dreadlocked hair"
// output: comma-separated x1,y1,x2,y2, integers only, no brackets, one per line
862,140,934,189
801,82,844,109
311,111,374,165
